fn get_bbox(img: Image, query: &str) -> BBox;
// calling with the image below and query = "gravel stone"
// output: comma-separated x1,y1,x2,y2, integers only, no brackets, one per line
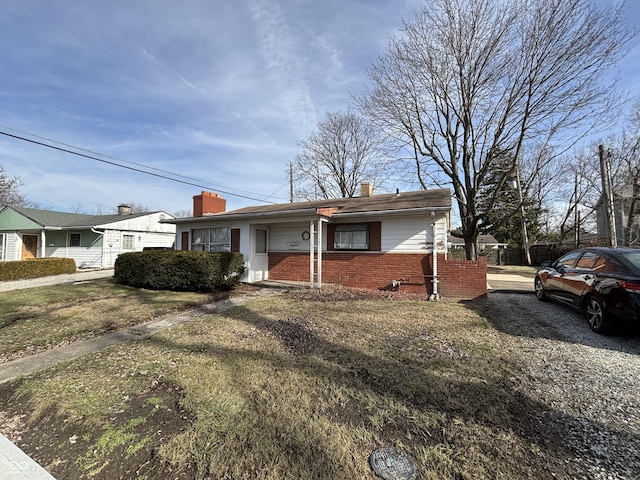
486,293,640,480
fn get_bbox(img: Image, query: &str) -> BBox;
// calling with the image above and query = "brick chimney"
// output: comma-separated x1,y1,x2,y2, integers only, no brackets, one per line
193,191,226,217
360,182,373,197
117,204,132,215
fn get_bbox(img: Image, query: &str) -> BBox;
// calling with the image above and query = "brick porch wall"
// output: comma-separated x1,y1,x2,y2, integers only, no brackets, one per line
268,252,487,300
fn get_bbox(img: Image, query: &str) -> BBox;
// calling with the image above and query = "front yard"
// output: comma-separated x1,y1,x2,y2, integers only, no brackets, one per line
0,281,579,479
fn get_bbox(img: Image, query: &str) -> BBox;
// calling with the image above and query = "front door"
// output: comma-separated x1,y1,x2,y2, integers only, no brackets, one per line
250,227,269,282
22,235,38,260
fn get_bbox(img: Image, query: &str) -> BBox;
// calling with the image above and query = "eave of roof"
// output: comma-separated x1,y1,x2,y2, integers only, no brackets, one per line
165,188,451,224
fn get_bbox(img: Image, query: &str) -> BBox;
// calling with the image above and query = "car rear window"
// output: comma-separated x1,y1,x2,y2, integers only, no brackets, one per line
619,251,640,269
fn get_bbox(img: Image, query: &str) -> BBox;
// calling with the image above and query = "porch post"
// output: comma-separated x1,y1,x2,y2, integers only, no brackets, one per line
309,221,315,288
40,230,46,258
317,219,323,288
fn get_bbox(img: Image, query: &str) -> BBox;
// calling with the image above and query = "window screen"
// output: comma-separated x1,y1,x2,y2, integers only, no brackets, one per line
334,224,369,250
69,233,81,247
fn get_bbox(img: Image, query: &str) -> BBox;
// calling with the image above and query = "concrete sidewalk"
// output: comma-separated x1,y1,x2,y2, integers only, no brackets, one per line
0,269,114,292
487,273,534,294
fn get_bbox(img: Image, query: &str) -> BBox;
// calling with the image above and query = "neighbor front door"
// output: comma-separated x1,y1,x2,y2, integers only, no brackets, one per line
22,235,38,260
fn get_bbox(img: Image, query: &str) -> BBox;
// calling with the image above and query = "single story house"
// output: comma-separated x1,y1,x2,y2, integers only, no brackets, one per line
165,184,487,299
0,204,176,268
448,234,508,253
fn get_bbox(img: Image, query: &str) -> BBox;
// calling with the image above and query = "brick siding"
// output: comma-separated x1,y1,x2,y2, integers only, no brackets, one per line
268,252,486,300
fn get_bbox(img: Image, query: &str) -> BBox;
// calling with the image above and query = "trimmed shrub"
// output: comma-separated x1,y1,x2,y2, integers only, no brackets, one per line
0,258,77,281
114,250,245,291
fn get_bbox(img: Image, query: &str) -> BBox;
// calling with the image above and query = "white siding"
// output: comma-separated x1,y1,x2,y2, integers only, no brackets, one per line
95,212,176,233
382,216,430,253
48,246,104,268
269,223,314,252
0,233,18,261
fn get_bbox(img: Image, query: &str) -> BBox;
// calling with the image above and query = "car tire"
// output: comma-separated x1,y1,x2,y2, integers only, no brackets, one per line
534,277,547,301
585,296,610,334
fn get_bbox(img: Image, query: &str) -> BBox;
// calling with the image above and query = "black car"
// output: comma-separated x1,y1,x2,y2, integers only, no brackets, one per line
534,247,640,334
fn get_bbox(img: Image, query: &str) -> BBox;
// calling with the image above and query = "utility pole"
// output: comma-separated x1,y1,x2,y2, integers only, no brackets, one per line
599,144,617,247
574,171,579,248
289,162,294,203
515,159,531,265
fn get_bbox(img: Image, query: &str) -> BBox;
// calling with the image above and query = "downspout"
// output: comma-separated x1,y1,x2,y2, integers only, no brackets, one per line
91,228,106,268
429,213,440,301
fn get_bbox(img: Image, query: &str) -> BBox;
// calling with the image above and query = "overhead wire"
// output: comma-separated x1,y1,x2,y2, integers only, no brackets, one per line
0,127,284,204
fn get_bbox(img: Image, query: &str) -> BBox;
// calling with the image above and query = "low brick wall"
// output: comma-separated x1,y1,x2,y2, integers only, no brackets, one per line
268,252,486,300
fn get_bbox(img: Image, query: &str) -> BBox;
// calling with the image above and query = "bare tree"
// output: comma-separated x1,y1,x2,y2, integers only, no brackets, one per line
359,0,632,259
0,164,27,206
293,111,391,200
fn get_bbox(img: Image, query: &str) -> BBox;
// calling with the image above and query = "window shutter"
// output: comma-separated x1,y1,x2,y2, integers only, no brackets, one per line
231,229,240,252
369,222,381,251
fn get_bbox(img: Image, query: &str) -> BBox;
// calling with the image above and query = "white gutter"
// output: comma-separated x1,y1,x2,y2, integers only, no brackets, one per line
165,208,324,224
332,206,450,218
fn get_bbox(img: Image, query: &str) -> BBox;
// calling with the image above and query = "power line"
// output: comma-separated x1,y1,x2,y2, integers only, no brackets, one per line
0,128,281,204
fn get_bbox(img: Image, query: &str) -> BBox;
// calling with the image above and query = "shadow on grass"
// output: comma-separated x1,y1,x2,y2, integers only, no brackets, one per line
145,303,639,479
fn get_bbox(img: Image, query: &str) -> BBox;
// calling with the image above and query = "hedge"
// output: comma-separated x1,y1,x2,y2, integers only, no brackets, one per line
0,258,77,281
114,250,245,291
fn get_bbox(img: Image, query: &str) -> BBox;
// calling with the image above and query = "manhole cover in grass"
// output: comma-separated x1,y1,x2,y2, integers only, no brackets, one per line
369,447,416,480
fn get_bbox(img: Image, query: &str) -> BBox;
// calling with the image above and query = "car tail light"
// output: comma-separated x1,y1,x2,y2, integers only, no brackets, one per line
620,280,640,294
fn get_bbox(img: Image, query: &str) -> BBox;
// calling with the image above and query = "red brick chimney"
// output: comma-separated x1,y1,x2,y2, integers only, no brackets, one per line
193,191,226,217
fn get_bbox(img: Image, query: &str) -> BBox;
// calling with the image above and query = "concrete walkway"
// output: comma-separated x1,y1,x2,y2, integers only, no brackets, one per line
487,272,533,294
0,269,114,292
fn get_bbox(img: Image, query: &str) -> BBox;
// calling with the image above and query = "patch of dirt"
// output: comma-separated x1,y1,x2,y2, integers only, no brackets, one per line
284,284,427,302
0,381,196,480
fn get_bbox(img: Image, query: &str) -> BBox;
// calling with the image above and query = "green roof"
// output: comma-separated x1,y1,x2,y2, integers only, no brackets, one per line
0,206,159,229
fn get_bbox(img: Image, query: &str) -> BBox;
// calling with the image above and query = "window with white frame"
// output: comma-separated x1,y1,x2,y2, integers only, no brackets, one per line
122,234,134,249
191,227,230,252
334,224,369,250
0,233,6,260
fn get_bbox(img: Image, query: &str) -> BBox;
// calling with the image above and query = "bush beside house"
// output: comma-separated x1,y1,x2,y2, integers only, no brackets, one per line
0,258,76,281
114,250,245,291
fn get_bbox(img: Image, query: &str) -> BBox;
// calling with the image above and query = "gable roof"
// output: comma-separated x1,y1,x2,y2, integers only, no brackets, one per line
169,188,451,223
0,205,165,229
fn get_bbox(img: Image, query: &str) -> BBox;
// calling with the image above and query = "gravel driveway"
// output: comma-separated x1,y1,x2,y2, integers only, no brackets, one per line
485,292,640,480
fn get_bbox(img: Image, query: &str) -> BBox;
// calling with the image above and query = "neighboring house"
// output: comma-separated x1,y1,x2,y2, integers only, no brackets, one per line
0,204,176,268
596,185,640,246
165,185,488,299
448,234,508,252
448,234,509,264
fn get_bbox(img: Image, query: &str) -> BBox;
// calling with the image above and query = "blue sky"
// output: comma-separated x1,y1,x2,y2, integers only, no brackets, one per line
0,0,638,216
